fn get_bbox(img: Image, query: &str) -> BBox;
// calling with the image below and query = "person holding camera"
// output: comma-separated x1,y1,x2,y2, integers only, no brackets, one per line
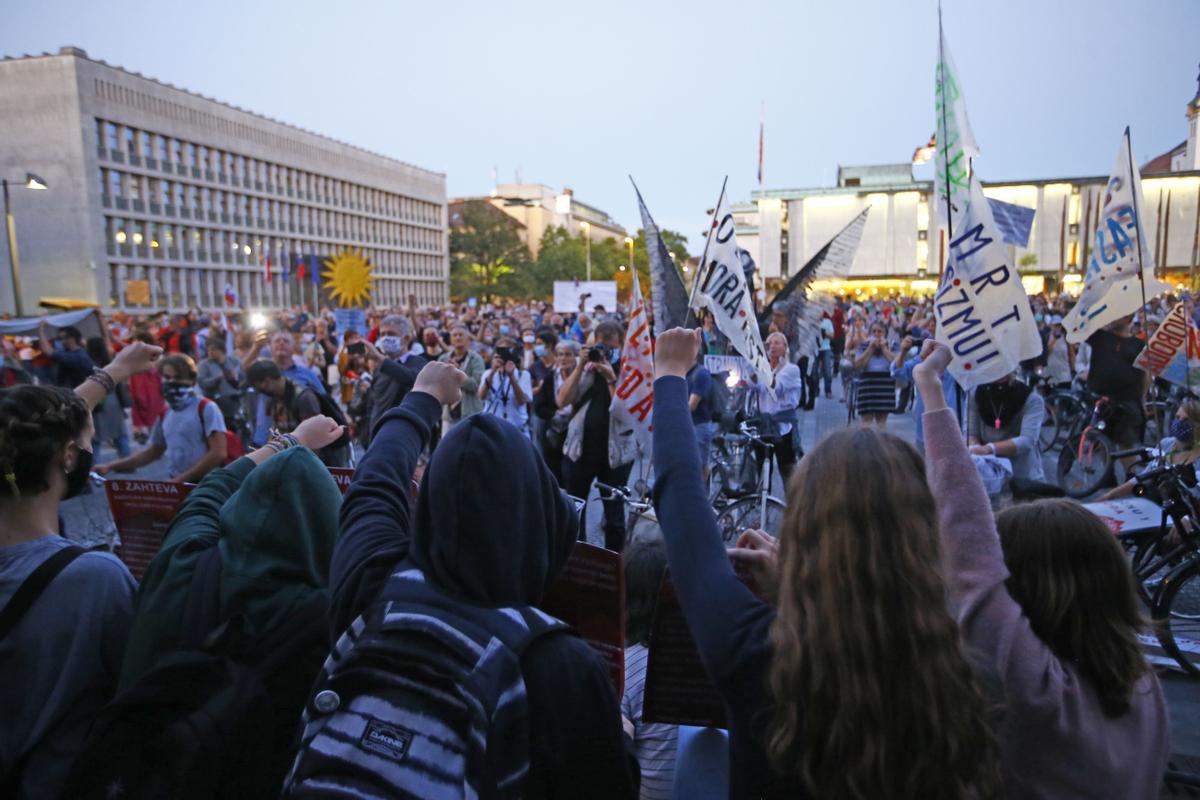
439,324,484,423
478,337,532,432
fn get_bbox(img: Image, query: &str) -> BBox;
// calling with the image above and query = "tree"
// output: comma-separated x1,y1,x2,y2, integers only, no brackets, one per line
528,225,692,302
449,201,533,301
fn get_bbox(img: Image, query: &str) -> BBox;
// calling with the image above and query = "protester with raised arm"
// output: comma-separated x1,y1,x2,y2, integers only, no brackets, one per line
914,339,1168,798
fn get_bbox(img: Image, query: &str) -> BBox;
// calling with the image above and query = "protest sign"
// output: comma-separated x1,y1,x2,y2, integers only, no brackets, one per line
642,573,726,728
1081,497,1163,537
553,281,618,314
539,542,625,695
691,183,774,389
327,467,355,494
704,355,751,379
1134,302,1200,388
1062,129,1170,343
104,479,194,581
333,308,367,336
933,26,1040,390
611,267,654,453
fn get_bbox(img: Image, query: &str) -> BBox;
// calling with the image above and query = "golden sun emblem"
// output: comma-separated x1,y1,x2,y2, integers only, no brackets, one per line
322,248,374,308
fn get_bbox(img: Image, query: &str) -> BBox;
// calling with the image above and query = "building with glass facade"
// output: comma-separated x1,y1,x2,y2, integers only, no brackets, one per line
0,46,447,314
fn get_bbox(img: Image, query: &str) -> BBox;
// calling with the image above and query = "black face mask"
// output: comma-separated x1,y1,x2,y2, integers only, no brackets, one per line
64,445,94,500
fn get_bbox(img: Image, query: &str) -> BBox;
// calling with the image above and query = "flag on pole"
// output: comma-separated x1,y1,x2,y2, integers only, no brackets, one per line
1134,302,1200,388
611,265,654,455
296,253,306,282
757,103,765,188
223,282,240,307
312,253,321,284
933,21,1041,390
912,133,937,165
690,180,774,388
631,178,690,336
1062,128,1170,344
282,249,290,281
264,252,272,284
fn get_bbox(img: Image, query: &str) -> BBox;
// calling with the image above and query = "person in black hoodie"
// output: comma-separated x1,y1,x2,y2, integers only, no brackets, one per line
326,360,637,799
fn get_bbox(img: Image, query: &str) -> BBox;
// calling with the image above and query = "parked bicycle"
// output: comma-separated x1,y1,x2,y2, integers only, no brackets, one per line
706,421,787,540
1086,448,1200,675
1055,390,1119,497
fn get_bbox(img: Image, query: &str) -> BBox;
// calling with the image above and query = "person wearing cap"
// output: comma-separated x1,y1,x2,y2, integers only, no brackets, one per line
1043,314,1074,388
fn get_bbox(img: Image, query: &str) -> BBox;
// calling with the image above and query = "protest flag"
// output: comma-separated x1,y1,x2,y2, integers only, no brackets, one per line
223,282,240,307
264,252,272,284
631,177,690,336
296,253,307,282
690,178,774,388
933,16,1041,390
611,265,654,455
913,132,937,165
1134,302,1200,389
1061,128,1170,344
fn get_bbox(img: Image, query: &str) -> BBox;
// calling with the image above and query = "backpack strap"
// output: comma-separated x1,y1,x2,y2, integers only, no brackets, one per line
0,545,84,641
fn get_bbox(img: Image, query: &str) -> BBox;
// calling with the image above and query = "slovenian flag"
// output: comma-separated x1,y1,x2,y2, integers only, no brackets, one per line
223,282,239,306
265,253,272,284
296,253,306,282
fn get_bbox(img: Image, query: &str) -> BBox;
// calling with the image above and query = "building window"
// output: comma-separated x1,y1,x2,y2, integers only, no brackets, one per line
158,136,168,162
187,142,197,167
106,121,118,151
124,127,135,154
172,138,183,165
142,132,152,159
109,170,122,197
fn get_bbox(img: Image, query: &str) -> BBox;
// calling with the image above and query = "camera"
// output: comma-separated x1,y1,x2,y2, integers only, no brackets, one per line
588,343,613,363
496,345,521,365
347,341,365,356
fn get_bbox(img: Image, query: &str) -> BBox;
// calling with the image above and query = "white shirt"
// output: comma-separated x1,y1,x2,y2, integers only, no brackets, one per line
482,368,533,429
755,361,803,435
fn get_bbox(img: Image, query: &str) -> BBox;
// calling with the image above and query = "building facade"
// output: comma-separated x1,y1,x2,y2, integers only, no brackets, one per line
737,74,1200,297
453,183,627,257
0,46,448,314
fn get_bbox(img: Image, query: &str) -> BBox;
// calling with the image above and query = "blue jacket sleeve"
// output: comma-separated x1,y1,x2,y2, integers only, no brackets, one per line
650,376,776,696
329,390,441,639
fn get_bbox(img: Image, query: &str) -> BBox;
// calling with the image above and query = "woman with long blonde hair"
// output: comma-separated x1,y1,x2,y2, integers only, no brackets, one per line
650,328,997,800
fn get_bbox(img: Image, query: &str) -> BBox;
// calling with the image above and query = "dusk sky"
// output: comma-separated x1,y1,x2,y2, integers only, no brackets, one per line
5,0,1199,250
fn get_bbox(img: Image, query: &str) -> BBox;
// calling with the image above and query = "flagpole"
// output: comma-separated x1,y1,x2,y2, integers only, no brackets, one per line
685,176,729,329
937,6,955,258
1124,127,1150,332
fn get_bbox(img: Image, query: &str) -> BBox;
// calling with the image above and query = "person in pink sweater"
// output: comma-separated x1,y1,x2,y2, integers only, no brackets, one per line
914,341,1169,799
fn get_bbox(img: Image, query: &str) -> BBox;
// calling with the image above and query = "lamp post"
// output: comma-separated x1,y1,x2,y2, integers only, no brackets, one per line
3,173,48,317
581,220,591,281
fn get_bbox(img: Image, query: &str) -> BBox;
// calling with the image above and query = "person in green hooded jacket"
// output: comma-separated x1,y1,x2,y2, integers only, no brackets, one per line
116,414,345,796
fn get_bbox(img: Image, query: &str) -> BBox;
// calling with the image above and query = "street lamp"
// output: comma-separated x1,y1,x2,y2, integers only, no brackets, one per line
3,172,49,316
580,220,591,281
624,235,635,274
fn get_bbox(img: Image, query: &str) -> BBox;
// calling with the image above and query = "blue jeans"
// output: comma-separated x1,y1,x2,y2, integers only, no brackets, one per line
817,350,834,395
694,420,718,467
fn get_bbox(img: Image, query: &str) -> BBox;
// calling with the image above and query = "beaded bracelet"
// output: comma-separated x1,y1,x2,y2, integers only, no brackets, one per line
86,368,116,395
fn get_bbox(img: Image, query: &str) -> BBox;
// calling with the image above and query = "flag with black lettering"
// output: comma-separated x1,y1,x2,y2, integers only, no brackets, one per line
691,182,773,388
632,179,690,336
1062,129,1169,344
933,24,1040,390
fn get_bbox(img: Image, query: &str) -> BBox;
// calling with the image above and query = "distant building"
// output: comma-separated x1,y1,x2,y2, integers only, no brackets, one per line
0,46,447,314
451,183,627,257
736,67,1200,297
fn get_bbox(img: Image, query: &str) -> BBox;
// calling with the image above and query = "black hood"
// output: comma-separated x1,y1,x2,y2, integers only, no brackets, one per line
410,412,578,606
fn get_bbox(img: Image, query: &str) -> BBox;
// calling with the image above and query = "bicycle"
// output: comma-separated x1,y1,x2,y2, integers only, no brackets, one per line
1032,372,1080,453
1056,391,1118,497
1087,448,1200,675
595,481,658,547
707,422,787,541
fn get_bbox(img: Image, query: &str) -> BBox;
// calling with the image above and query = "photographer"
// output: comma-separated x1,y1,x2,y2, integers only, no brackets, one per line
478,337,532,432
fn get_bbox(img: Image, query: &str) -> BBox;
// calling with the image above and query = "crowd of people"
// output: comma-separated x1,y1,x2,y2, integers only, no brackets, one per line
0,285,1189,798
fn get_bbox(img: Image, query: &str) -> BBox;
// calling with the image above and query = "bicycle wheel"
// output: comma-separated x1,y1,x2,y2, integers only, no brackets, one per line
1155,559,1200,676
713,496,787,542
1056,429,1114,498
1038,398,1060,452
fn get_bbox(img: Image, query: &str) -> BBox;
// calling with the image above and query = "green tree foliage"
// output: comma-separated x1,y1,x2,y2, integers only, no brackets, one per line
528,226,691,301
449,200,533,301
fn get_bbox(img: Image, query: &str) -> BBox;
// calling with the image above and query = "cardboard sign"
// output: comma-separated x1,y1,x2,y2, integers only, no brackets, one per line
539,542,625,696
642,573,726,728
1081,496,1163,536
104,479,194,581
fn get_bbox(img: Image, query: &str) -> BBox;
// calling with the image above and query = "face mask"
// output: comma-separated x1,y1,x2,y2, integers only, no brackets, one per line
377,335,405,357
1171,418,1195,446
523,335,535,344
533,344,546,358
64,443,93,500
499,324,511,336
162,380,195,410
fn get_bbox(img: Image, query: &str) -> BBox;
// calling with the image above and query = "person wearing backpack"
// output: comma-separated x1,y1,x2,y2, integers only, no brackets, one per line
0,340,163,800
284,360,637,799
60,414,346,800
94,354,229,481
247,359,352,467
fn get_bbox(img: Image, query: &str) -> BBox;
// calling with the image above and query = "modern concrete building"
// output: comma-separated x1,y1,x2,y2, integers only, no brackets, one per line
736,70,1200,297
0,46,448,315
452,183,627,257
